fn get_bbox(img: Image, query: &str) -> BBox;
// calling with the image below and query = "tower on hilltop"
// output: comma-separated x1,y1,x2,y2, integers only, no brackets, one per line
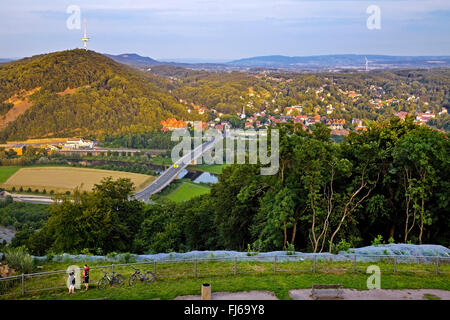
81,19,90,50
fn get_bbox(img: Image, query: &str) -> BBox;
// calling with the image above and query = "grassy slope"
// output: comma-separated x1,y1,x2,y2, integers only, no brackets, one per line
1,258,448,300
4,268,449,300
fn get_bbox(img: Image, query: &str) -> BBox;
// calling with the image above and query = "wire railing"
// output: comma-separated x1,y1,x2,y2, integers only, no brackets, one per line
0,253,448,298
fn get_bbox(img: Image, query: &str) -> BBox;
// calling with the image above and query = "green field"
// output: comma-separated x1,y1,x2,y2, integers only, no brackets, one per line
0,166,20,184
166,182,211,202
188,164,230,175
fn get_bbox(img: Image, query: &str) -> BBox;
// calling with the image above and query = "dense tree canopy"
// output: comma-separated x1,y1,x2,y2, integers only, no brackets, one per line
16,119,448,256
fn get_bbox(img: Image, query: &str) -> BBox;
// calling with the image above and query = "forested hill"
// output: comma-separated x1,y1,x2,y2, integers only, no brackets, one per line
0,49,190,141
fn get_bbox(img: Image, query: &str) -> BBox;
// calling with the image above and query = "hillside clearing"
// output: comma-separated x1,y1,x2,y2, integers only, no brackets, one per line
0,87,40,130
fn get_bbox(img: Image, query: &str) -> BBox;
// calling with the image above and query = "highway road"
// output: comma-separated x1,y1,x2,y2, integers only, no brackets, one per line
133,135,221,202
4,193,55,205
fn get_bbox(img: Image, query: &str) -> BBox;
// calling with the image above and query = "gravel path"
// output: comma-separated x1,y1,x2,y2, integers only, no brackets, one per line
174,290,278,300
289,289,450,300
174,289,449,300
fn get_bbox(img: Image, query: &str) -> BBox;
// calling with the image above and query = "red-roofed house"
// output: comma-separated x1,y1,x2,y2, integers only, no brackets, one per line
160,118,187,131
326,119,346,130
416,111,435,122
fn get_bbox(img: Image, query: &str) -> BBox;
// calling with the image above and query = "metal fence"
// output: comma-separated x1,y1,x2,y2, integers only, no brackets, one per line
1,254,449,298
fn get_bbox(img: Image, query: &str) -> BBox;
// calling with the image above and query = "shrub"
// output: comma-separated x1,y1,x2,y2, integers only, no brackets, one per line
246,243,260,256
27,188,32,193
285,242,295,255
80,248,92,256
121,252,134,264
49,190,55,195
4,246,34,274
45,251,55,262
336,239,351,253
388,237,395,244
11,186,16,192
19,187,23,192
371,235,384,246
106,252,118,260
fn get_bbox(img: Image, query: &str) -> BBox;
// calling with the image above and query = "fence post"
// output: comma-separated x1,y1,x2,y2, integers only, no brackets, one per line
394,256,397,273
352,255,356,273
194,259,197,278
111,264,114,274
234,257,237,276
21,273,25,296
274,256,277,273
153,261,157,278
313,255,317,273
435,257,440,275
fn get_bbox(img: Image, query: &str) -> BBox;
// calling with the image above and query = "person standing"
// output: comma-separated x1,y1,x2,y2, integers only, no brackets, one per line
68,270,76,294
83,264,90,291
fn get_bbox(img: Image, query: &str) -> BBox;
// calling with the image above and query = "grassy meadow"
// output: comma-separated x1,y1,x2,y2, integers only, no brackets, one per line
1,257,449,300
0,166,20,183
166,182,211,202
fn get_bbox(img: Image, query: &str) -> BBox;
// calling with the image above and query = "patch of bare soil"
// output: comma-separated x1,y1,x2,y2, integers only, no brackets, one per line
56,87,77,96
0,87,40,129
289,289,450,300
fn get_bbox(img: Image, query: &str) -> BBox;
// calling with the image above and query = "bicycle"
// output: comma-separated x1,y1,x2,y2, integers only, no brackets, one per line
97,270,125,290
128,266,156,286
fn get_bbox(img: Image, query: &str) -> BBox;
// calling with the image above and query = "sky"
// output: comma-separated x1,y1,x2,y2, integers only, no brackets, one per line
1,0,450,61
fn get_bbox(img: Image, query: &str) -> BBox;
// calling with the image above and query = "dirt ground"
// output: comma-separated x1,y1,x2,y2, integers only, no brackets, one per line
175,289,449,300
174,290,278,300
1,166,155,192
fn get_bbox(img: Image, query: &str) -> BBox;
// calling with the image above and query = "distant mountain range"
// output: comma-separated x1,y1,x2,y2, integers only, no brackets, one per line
104,53,160,67
3,53,450,70
105,53,232,71
104,53,450,71
227,54,450,69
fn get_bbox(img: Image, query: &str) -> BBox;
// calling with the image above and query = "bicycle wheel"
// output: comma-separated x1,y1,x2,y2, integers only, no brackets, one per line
114,274,125,287
128,274,138,287
144,271,156,284
97,277,109,290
